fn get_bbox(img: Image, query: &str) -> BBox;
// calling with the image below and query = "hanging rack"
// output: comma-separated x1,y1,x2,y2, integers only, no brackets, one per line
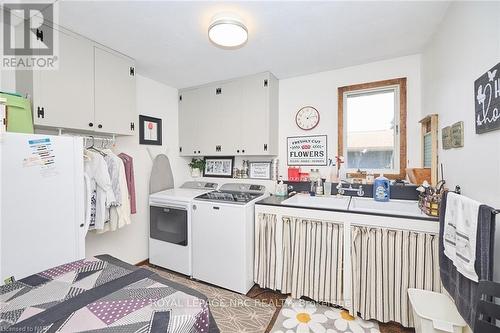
82,135,115,149
57,128,116,147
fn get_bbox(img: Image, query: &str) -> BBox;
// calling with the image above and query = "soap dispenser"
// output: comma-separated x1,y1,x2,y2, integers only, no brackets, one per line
373,174,390,202
275,176,288,197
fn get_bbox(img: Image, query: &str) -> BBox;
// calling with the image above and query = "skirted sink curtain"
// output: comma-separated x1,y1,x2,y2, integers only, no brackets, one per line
254,213,441,327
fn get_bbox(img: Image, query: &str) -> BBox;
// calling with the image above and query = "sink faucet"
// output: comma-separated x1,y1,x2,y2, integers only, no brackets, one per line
336,179,364,197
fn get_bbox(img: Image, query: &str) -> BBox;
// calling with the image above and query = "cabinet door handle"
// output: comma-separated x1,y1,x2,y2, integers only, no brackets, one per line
88,122,94,127
213,206,220,210
98,124,103,129
37,107,45,119
130,122,135,131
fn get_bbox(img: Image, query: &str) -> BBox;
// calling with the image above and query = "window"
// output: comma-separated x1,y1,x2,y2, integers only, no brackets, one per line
338,78,407,179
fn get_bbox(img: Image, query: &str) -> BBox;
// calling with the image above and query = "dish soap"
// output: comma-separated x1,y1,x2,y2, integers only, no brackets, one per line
373,174,390,202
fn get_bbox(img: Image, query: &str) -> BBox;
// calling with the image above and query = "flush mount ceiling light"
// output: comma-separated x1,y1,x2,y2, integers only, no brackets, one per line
208,13,248,49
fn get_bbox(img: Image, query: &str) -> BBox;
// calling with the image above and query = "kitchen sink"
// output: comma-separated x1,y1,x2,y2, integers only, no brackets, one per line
349,197,426,218
282,193,351,210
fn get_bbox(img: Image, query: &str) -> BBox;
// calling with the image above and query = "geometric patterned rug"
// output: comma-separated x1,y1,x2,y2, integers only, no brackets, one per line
147,267,276,333
269,298,380,333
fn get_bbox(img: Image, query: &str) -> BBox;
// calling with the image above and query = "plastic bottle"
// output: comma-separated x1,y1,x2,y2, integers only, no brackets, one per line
373,174,390,202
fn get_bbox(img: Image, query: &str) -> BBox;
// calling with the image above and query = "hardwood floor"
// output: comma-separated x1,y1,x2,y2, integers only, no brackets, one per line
146,264,413,333
246,285,288,333
246,284,415,333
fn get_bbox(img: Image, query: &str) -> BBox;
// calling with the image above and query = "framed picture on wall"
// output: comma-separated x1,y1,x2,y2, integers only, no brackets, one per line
203,157,234,178
139,115,162,145
249,161,272,179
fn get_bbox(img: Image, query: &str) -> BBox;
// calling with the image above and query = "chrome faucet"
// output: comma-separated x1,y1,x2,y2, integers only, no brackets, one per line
336,179,364,197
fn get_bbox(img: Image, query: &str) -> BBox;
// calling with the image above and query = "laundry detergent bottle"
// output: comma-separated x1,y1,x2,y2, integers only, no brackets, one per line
373,174,390,202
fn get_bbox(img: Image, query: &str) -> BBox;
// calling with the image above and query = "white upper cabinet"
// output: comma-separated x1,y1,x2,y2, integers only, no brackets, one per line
179,87,203,155
240,73,278,156
178,72,278,156
32,28,94,131
214,80,242,155
94,47,136,135
16,24,136,136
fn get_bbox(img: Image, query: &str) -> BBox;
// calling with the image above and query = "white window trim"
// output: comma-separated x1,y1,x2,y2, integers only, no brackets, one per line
342,84,401,174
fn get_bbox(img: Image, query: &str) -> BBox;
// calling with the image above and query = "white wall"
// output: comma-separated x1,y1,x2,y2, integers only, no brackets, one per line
277,55,423,178
421,1,500,282
85,75,189,264
0,71,16,93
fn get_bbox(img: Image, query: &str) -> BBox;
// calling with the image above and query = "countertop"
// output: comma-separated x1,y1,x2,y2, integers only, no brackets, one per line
256,194,439,222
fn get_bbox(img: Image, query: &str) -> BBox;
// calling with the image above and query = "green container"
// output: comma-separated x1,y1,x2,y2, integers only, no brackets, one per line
0,93,34,133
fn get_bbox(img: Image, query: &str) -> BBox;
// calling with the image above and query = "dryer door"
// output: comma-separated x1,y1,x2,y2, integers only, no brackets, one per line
150,205,188,246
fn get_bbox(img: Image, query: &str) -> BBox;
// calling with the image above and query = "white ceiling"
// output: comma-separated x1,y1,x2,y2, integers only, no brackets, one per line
56,1,450,88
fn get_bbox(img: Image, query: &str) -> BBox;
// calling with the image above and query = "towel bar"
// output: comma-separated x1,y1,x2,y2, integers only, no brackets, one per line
453,185,499,215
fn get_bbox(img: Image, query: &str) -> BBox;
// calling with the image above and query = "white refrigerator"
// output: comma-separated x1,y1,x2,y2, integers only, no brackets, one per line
0,132,86,281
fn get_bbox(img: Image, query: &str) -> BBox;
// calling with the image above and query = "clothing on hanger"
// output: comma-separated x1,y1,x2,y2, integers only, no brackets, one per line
118,153,136,214
97,150,131,233
84,149,116,230
103,153,122,206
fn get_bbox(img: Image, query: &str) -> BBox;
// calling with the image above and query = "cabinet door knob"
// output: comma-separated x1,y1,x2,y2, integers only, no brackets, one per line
98,124,102,129
88,122,94,127
198,151,201,154
237,150,240,153
242,149,245,153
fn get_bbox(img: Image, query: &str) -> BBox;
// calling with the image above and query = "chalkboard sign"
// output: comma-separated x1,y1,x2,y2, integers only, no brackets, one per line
475,62,500,134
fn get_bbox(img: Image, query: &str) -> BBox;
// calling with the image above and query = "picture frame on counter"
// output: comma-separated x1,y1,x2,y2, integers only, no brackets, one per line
139,115,162,145
248,161,272,180
203,156,234,178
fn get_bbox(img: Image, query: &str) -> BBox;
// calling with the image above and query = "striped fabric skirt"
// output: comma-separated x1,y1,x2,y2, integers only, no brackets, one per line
351,226,441,327
254,213,441,328
254,214,344,305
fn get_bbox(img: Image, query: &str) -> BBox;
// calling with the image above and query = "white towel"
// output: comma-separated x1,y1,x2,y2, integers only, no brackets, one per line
443,192,480,282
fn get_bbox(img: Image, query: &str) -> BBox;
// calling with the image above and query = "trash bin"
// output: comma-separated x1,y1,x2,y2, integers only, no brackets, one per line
408,288,467,333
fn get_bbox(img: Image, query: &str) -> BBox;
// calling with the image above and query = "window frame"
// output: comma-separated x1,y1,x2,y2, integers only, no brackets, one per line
338,78,407,180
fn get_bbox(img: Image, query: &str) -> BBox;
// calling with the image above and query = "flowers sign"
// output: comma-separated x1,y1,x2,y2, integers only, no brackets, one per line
475,62,500,134
287,135,327,166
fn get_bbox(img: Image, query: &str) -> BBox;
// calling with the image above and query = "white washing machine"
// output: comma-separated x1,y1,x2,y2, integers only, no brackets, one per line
191,183,267,294
149,181,218,276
